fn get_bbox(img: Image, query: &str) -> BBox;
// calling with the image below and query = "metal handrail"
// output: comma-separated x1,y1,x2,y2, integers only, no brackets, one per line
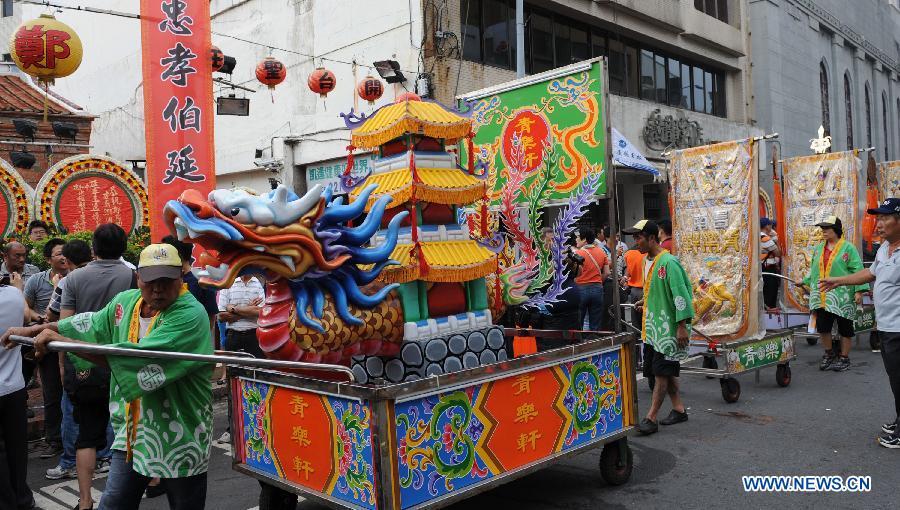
9,336,355,382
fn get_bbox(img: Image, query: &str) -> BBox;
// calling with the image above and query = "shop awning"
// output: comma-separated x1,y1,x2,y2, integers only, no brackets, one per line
612,128,660,180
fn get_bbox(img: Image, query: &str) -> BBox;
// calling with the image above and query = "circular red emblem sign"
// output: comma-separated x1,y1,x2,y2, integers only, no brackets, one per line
501,110,550,175
657,266,667,279
57,175,135,233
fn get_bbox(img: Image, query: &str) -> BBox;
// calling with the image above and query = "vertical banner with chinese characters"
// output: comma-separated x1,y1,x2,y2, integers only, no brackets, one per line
782,151,861,312
670,139,760,340
878,161,900,201
140,0,215,240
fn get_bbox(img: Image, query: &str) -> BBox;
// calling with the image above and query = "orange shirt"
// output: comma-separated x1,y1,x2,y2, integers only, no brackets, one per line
574,245,608,285
623,249,645,288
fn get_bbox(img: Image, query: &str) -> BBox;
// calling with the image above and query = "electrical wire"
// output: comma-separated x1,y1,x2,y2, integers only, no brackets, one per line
16,0,422,77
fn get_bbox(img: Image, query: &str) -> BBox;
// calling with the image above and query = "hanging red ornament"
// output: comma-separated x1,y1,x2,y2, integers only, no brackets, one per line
357,75,384,105
210,45,225,72
395,92,421,103
255,57,286,89
308,67,336,98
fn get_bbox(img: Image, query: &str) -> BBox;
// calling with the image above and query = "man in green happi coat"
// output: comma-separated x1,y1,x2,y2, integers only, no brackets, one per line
802,216,869,372
3,244,213,510
626,220,694,436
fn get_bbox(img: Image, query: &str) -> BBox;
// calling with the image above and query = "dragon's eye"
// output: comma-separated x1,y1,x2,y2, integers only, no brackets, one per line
230,207,240,217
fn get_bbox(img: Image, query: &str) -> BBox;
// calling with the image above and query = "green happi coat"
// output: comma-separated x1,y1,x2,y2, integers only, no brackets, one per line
59,289,213,478
803,239,869,320
642,251,695,361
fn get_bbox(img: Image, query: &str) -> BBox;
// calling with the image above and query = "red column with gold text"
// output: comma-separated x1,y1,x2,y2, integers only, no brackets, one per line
140,0,216,240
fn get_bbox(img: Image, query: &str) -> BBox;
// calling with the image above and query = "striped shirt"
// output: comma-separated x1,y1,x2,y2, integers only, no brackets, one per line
217,277,264,331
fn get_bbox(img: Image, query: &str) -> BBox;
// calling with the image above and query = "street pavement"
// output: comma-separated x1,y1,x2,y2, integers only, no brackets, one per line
26,337,899,509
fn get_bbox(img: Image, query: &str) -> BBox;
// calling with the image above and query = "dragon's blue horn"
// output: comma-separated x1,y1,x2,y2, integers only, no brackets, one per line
347,210,407,264
318,184,377,224
339,194,392,245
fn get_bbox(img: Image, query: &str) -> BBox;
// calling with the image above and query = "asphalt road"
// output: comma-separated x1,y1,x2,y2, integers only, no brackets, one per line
26,337,899,510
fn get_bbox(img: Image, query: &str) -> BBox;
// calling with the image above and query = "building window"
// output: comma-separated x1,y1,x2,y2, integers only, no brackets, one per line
865,84,872,148
883,93,890,160
2,0,12,17
460,2,726,116
844,73,853,149
819,62,830,135
694,0,729,23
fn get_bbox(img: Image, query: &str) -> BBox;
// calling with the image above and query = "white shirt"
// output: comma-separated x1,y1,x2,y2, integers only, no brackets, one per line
870,242,900,332
217,277,265,331
138,315,153,339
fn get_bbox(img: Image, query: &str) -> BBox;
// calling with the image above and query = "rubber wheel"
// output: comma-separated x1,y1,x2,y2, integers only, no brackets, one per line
259,482,298,510
720,378,741,403
702,355,718,379
775,364,791,387
870,331,881,351
599,439,633,486
806,337,818,346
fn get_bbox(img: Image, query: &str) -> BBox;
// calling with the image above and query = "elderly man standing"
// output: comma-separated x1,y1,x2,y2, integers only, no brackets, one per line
3,244,213,508
1,241,39,283
821,199,900,449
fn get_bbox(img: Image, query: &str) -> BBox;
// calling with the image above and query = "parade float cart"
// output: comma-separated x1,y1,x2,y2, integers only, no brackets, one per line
663,136,796,403
765,142,878,351
224,329,636,510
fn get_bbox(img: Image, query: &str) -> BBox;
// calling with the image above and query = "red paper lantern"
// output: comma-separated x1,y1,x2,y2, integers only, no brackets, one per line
357,75,383,105
255,57,286,90
308,67,336,98
210,45,224,72
395,92,421,103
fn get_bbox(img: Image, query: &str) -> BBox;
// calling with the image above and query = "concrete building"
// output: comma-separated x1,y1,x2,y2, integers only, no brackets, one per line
1,0,763,225
750,0,900,161
427,0,763,226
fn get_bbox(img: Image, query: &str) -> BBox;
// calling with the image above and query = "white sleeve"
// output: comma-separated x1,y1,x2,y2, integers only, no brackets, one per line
217,288,228,311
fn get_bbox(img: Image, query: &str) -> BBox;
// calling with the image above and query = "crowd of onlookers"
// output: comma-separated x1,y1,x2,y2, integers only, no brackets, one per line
0,221,264,510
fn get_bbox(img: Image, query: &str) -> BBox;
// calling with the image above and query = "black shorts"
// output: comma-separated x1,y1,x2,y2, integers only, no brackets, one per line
643,342,680,378
70,385,110,450
815,309,855,338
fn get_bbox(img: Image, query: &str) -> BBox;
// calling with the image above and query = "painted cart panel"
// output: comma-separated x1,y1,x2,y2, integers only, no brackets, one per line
233,379,378,509
394,349,624,508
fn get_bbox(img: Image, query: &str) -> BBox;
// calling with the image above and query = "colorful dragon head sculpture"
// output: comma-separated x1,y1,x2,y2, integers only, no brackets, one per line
164,184,410,363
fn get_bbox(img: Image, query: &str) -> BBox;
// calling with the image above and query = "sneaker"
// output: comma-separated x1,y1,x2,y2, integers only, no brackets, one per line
878,431,900,449
819,352,836,371
37,441,63,459
45,464,77,480
882,421,898,435
215,431,231,444
830,357,851,372
660,409,689,426
95,457,111,473
637,418,659,435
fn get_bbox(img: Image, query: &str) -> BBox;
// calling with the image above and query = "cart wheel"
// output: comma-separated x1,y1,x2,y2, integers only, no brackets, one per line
870,331,881,351
775,364,791,387
702,355,718,379
720,378,741,403
259,482,298,510
599,439,633,486
806,337,818,346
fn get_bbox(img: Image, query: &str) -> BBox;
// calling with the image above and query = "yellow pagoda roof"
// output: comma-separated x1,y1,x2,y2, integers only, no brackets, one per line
351,100,472,149
376,240,498,284
350,167,485,211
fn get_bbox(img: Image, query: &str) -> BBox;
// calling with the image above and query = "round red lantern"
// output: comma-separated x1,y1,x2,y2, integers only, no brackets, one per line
308,67,336,98
395,92,421,103
357,76,384,105
210,45,225,72
255,57,286,89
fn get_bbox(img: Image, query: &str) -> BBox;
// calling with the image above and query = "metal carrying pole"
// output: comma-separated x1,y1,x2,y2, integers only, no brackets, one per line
8,336,356,382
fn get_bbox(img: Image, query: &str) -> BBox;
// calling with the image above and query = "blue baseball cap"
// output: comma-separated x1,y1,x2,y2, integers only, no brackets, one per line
867,198,900,215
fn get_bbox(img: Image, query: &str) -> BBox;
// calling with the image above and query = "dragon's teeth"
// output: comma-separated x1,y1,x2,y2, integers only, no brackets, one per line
280,255,295,272
253,246,265,252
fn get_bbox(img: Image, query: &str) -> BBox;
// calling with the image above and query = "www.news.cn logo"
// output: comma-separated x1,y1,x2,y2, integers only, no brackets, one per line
742,475,871,492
